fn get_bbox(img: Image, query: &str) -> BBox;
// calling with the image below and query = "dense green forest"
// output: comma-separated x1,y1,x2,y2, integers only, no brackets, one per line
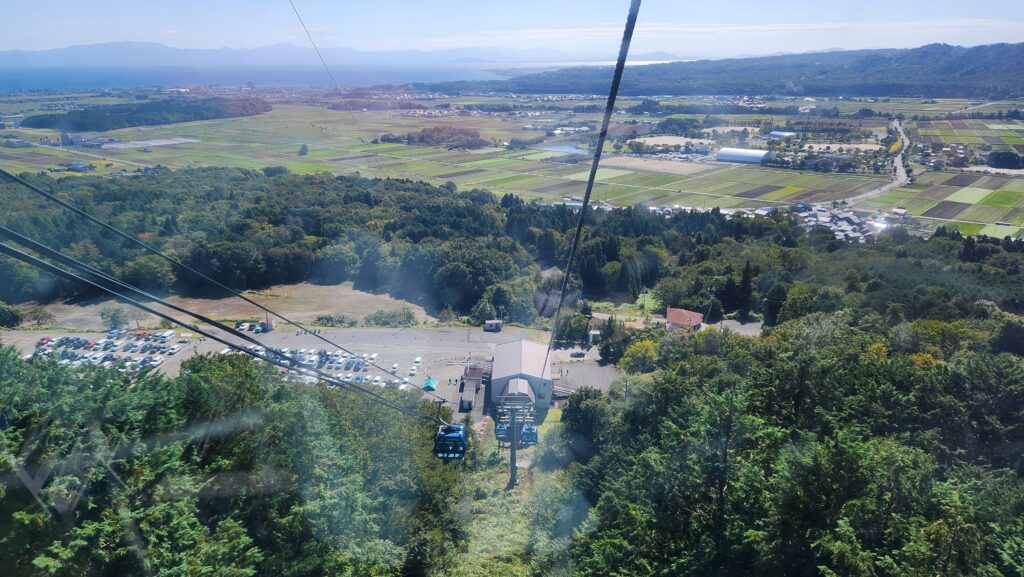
20,98,271,131
424,43,1024,98
4,164,1024,574
3,167,1024,330
538,313,1024,576
0,349,466,576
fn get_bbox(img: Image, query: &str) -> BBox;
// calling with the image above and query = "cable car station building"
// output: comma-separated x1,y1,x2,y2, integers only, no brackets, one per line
490,339,553,419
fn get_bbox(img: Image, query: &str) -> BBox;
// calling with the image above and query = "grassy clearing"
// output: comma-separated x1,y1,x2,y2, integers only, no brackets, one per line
759,186,804,201
946,187,994,204
606,171,686,188
565,168,633,182
1003,208,1024,226
902,198,940,216
958,204,1012,223
977,224,1022,237
980,189,1024,208
454,408,569,577
998,178,1024,194
953,222,986,236
858,187,920,210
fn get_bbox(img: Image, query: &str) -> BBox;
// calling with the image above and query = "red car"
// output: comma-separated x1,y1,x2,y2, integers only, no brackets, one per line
36,336,51,347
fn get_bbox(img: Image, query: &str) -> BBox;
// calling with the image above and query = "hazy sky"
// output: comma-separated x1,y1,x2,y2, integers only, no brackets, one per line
4,0,1024,57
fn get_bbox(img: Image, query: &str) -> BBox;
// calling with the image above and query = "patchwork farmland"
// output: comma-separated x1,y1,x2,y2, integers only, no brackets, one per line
4,97,1022,236
852,170,1024,236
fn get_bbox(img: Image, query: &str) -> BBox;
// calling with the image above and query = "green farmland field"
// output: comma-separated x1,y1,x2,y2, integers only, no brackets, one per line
5,99,1022,235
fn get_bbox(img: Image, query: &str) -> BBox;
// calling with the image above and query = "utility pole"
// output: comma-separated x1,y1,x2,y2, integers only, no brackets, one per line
507,406,519,489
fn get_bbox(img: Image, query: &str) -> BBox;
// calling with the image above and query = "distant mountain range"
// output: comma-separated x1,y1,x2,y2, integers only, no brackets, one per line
424,43,1024,99
6,42,1023,99
0,41,683,68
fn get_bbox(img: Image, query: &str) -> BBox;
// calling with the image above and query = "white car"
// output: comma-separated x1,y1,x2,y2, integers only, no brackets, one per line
369,353,378,362
413,356,422,366
408,366,418,376
167,345,181,355
372,376,382,386
390,363,399,374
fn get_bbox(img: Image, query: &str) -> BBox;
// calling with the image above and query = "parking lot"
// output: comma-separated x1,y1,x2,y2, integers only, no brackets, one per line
2,326,620,422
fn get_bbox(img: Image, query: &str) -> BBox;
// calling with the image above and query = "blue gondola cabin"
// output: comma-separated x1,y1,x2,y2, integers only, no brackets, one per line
433,423,468,460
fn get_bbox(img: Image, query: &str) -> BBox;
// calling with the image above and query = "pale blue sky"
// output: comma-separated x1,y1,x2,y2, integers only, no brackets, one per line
5,0,1024,57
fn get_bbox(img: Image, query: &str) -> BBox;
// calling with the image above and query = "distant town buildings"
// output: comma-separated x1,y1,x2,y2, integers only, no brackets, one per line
56,132,120,148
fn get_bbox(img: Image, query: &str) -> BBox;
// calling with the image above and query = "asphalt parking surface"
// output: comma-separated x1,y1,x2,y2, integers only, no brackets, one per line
3,327,620,417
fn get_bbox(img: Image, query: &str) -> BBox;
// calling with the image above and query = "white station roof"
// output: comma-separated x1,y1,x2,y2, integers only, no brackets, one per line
492,339,552,381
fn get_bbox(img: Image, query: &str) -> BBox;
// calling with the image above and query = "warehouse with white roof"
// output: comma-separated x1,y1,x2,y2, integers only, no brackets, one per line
716,147,774,164
490,339,552,418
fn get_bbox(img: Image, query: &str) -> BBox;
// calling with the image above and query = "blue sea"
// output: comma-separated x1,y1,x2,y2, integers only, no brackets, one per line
0,65,508,91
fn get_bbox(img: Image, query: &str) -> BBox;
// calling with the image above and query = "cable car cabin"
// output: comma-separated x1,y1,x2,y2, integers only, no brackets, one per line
433,424,468,460
521,425,539,447
495,423,509,442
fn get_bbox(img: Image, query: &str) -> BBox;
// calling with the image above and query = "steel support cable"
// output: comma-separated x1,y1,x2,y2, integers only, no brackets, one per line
541,0,641,371
0,226,430,420
0,240,435,422
0,167,447,403
288,0,339,91
287,0,368,143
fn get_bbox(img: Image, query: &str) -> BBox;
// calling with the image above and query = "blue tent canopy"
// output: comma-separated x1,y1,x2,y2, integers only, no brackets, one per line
423,376,438,391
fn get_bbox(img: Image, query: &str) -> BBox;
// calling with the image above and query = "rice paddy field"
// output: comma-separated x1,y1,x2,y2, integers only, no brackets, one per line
4,102,892,208
907,118,1024,153
3,98,1022,235
852,170,1024,237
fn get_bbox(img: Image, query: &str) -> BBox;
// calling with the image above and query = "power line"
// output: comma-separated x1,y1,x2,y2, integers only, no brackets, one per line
286,0,368,144
0,239,435,422
542,0,641,371
0,167,447,403
0,226,430,419
288,0,338,92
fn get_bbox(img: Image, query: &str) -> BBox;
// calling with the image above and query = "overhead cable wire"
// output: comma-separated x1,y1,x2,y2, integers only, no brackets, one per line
0,225,432,420
541,0,641,371
0,240,435,422
288,0,339,91
0,167,447,403
287,0,368,143
0,229,430,420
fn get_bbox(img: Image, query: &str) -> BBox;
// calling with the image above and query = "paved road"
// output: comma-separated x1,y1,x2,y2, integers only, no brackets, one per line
844,119,910,206
4,325,619,430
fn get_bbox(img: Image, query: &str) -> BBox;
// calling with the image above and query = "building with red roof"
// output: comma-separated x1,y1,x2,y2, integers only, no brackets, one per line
665,307,704,331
